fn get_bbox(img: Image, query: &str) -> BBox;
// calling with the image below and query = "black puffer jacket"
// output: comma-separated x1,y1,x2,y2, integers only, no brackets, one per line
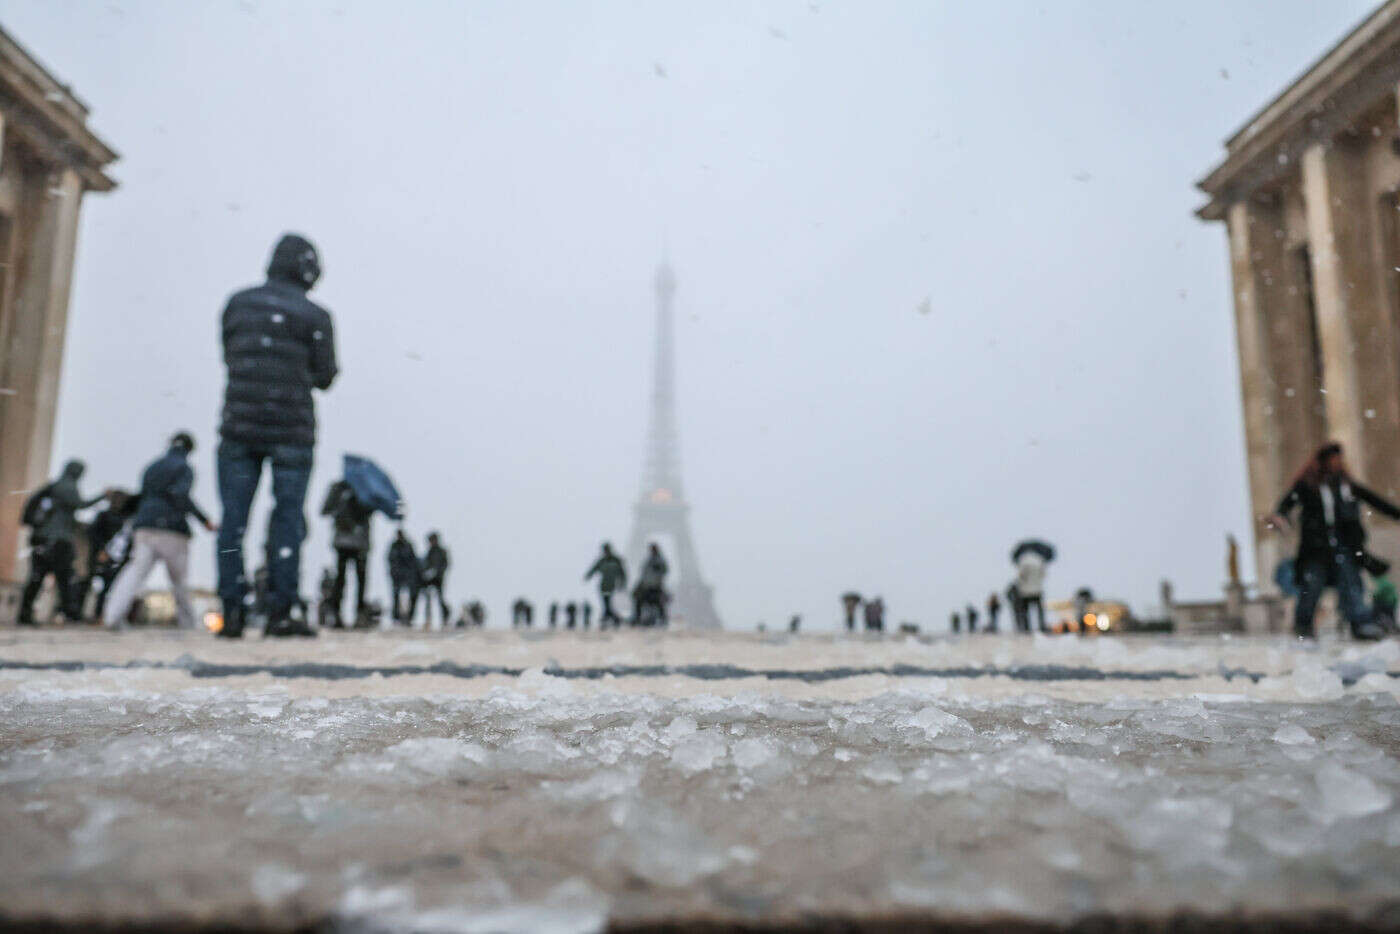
220,234,338,447
1276,476,1400,563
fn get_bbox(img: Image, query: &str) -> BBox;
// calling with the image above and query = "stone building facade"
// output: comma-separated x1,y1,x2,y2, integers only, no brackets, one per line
0,27,117,605
1197,0,1400,592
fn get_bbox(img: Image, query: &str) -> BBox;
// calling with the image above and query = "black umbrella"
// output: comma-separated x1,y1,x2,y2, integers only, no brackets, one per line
1011,539,1056,563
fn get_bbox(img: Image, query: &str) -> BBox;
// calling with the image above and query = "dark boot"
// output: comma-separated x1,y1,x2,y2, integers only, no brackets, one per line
216,604,245,639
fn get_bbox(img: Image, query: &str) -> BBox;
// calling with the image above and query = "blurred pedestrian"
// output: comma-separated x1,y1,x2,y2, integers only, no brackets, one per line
965,604,979,634
950,611,961,634
418,532,451,629
215,233,337,638
584,543,627,628
103,433,216,630
388,528,419,624
986,592,1001,632
841,592,862,632
321,478,374,627
19,460,108,625
83,490,139,621
1267,442,1399,639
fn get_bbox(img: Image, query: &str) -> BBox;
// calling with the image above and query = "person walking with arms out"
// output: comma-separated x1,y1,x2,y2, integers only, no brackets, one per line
103,433,216,630
584,542,627,628
1267,442,1400,640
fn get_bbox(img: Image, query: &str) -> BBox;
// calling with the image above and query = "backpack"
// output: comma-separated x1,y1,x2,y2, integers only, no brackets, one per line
21,484,54,529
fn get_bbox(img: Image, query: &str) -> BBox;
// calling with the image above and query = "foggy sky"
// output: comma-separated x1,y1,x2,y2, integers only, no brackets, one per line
5,0,1380,630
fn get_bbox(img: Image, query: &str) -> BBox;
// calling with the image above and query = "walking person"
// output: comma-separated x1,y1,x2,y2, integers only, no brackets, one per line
986,592,1001,633
584,543,628,628
633,543,670,627
565,601,578,630
418,532,451,629
950,611,961,634
215,233,337,638
582,602,592,629
1267,442,1399,639
1013,547,1050,633
103,433,217,630
387,528,419,624
83,490,139,622
549,602,559,629
321,478,374,627
18,461,108,625
841,592,862,632
965,604,979,634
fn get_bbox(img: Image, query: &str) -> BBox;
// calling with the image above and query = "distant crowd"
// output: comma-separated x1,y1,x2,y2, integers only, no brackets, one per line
16,235,1400,642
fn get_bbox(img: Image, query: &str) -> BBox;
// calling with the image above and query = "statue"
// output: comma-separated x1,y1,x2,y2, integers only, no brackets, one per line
1226,534,1241,587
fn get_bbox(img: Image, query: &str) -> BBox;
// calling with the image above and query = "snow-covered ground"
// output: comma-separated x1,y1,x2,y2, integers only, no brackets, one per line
1,628,1398,931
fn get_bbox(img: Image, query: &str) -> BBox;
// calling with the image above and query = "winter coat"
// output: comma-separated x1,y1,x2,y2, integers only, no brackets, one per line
1276,477,1400,565
1015,553,1046,598
322,480,373,554
219,234,338,448
639,552,669,589
31,461,103,544
388,535,419,583
421,544,449,584
131,447,210,537
87,504,131,560
585,553,628,593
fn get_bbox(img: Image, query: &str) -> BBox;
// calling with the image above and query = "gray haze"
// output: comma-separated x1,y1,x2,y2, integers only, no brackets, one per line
5,0,1378,629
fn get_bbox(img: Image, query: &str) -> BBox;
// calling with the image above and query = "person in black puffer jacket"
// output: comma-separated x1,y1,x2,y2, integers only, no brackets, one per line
1268,442,1400,639
215,234,338,639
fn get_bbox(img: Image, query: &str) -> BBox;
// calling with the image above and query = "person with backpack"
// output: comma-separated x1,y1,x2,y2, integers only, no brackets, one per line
103,433,217,630
19,460,108,625
320,478,374,627
215,233,337,639
584,543,627,627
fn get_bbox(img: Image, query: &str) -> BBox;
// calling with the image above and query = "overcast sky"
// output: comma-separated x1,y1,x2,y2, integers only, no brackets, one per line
5,0,1380,629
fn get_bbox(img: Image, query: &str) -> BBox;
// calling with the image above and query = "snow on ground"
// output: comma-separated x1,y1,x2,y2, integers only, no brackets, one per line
1,628,1398,930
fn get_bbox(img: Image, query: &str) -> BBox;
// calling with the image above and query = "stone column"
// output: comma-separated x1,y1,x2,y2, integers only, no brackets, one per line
0,165,85,582
1226,199,1284,591
1301,141,1374,471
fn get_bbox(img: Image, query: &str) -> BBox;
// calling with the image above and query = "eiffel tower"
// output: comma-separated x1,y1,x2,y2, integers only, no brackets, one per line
625,263,723,630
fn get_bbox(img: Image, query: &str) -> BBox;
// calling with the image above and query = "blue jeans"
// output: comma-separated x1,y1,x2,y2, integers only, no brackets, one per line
1294,551,1370,637
216,441,313,620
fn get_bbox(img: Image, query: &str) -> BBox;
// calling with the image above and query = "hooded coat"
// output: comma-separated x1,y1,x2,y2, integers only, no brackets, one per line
585,551,628,594
220,234,338,448
388,533,419,583
32,461,103,543
131,446,210,536
322,480,373,554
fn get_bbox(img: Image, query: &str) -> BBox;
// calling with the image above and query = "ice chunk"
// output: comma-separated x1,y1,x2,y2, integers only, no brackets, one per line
670,730,727,774
1272,724,1314,746
251,863,306,907
731,737,791,780
907,706,972,738
384,737,489,778
1316,762,1391,819
1292,662,1344,701
602,801,727,886
662,716,697,741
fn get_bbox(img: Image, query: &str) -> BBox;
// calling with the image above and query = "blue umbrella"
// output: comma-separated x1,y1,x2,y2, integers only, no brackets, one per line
343,454,403,520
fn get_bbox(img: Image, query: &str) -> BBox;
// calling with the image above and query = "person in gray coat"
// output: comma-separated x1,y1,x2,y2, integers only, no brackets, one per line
18,460,107,624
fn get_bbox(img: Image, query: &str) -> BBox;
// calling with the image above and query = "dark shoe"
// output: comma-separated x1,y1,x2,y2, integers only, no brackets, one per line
16,617,37,627
269,617,318,638
216,606,245,639
1351,622,1383,641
